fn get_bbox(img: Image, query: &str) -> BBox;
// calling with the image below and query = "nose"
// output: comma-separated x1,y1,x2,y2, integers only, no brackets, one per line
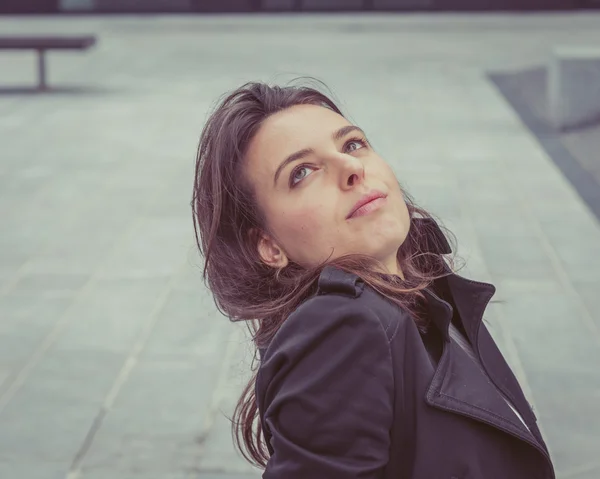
337,155,365,190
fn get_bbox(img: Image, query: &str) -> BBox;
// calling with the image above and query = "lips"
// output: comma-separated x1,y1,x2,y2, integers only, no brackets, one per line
347,190,387,219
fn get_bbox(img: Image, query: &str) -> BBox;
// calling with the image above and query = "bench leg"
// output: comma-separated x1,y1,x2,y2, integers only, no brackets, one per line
37,49,47,91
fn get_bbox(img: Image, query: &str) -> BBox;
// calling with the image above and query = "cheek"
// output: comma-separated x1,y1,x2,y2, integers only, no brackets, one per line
269,198,339,260
275,202,328,238
393,191,411,229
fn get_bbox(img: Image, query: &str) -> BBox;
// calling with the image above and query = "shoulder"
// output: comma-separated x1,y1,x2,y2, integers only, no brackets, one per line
260,266,413,364
256,267,401,471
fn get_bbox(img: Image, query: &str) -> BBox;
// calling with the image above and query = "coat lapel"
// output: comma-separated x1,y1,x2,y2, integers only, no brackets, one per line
425,328,536,444
446,274,549,448
408,217,552,457
422,283,544,451
413,217,547,445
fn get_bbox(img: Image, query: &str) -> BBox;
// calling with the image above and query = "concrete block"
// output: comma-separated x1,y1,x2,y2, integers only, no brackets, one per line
548,46,600,131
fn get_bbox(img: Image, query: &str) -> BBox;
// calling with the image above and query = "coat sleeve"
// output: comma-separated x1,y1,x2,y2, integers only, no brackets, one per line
258,295,395,478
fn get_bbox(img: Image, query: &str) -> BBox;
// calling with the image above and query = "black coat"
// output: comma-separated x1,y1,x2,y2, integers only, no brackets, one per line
256,219,555,479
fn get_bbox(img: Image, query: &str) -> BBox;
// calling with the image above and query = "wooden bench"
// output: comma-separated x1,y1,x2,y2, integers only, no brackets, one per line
0,35,97,91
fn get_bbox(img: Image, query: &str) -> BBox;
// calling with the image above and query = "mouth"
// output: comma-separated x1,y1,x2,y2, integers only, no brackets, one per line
347,190,388,219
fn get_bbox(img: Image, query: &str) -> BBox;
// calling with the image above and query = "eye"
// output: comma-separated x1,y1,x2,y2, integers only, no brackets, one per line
289,164,316,187
344,137,368,153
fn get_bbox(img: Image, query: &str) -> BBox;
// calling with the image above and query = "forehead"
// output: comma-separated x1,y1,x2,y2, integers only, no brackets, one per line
258,104,348,141
245,104,350,174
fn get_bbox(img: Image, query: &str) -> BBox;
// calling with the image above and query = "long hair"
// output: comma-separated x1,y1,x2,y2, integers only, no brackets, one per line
191,79,455,468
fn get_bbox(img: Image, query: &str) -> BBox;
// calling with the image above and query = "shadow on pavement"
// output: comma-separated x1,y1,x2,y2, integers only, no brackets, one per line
488,67,600,224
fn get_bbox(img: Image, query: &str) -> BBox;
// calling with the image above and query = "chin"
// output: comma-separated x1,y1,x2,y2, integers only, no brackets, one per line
361,230,406,263
379,213,409,244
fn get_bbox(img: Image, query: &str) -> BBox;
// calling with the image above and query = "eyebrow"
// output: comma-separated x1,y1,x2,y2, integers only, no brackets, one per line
273,125,365,186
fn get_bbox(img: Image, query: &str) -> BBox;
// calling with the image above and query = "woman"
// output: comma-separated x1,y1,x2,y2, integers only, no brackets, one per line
192,80,555,479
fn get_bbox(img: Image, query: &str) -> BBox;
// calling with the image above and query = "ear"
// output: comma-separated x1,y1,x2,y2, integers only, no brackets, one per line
254,230,289,269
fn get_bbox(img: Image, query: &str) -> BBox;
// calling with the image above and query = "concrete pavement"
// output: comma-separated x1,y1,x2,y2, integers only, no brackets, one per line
1,12,600,479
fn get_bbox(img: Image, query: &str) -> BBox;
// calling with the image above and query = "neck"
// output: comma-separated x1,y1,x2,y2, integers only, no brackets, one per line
381,257,405,280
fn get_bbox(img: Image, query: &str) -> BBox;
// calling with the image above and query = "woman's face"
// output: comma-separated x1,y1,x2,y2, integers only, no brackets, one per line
244,104,410,274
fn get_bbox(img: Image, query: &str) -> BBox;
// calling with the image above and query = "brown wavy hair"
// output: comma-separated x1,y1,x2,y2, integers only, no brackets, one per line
191,79,455,468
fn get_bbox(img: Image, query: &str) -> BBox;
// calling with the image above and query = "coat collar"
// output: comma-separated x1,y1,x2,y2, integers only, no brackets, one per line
425,331,544,447
414,219,549,455
425,275,550,458
423,274,496,344
413,216,496,343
